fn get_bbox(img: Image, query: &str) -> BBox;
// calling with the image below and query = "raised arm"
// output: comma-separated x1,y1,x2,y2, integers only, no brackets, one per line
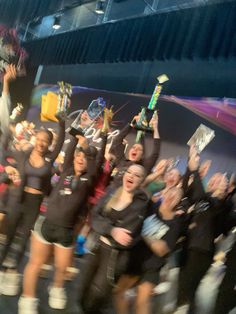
62,135,78,171
48,117,66,162
143,159,169,187
143,114,161,174
110,114,140,161
0,65,16,135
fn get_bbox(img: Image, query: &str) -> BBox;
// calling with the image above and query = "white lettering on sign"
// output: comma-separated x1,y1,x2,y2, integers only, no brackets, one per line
68,110,121,147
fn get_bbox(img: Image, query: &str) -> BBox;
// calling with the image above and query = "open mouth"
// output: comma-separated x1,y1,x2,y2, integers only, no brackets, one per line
125,178,134,189
76,161,84,167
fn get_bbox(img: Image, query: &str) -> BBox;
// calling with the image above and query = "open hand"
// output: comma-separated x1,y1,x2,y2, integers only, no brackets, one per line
111,227,132,246
4,64,17,83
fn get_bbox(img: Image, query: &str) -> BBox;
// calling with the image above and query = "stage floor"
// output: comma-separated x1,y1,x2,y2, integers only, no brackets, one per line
0,253,236,314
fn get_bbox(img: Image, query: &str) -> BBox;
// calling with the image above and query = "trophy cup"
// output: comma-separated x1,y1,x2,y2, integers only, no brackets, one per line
133,74,169,140
69,97,106,137
56,81,72,116
10,103,24,122
102,107,113,133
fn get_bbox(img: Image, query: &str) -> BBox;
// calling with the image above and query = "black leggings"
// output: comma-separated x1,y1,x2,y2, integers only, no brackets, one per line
0,192,43,270
214,265,236,314
78,241,126,314
177,249,213,313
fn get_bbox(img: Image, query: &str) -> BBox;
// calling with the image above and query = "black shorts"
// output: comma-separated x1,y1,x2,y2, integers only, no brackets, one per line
139,269,160,285
33,215,74,248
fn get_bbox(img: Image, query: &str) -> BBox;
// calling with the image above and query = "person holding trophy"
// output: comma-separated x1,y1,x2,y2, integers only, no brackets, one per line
110,75,169,188
110,111,160,188
0,89,67,297
18,108,110,314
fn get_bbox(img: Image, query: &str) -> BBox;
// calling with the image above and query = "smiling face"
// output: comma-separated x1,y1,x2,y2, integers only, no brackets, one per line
73,151,88,175
34,131,51,155
128,144,144,162
123,164,145,192
164,168,181,188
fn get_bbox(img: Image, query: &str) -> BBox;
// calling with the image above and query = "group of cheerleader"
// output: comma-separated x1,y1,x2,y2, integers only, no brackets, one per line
0,65,235,314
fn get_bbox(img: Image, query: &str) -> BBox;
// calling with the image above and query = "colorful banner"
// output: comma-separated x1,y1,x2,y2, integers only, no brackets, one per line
162,95,236,136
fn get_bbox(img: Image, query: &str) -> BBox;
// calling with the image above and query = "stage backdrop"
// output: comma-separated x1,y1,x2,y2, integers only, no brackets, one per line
27,84,236,176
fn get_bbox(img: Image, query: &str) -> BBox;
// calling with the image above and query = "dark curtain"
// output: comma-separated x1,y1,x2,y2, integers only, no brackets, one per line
23,1,236,66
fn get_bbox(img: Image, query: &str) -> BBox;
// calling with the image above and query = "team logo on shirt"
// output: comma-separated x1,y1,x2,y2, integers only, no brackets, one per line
142,214,169,241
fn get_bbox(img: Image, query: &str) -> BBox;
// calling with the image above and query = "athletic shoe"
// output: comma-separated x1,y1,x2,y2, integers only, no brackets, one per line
48,286,67,309
0,271,4,294
1,271,21,296
153,281,171,295
172,304,189,314
18,296,39,314
0,270,4,283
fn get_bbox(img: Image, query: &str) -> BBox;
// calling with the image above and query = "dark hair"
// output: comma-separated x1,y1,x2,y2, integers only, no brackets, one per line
75,146,98,159
37,129,53,145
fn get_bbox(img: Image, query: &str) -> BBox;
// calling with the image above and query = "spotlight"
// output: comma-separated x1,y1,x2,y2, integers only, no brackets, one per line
52,16,61,29
95,0,106,14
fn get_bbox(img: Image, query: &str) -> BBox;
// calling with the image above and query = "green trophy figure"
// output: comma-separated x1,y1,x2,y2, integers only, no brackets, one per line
148,74,169,111
134,74,169,141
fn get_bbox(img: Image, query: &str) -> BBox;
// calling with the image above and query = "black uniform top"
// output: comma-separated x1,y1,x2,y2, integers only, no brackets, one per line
182,168,225,253
4,120,65,199
91,187,150,249
46,133,107,228
110,124,161,187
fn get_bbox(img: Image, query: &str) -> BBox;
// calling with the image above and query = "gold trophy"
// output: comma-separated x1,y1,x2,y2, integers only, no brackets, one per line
56,81,72,114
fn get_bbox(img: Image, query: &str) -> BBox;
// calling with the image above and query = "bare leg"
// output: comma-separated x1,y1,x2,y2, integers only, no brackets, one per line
53,245,74,288
113,275,139,314
22,233,52,297
135,282,154,314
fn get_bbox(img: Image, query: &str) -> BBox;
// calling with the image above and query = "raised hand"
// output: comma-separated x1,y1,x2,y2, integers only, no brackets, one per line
149,112,158,130
111,227,132,246
154,159,168,175
130,113,141,127
4,64,17,83
188,153,200,171
76,135,88,149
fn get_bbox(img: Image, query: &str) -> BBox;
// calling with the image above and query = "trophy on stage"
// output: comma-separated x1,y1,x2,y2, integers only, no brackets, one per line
56,81,72,115
133,74,169,140
69,97,106,137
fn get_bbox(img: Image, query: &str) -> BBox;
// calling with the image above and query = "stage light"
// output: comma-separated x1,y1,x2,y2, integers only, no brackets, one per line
95,0,106,14
52,16,61,29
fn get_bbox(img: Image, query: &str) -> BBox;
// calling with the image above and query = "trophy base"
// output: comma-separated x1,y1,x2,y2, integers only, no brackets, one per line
134,125,153,133
69,127,84,137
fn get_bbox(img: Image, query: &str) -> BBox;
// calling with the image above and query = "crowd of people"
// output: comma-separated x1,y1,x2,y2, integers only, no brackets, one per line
0,65,235,314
